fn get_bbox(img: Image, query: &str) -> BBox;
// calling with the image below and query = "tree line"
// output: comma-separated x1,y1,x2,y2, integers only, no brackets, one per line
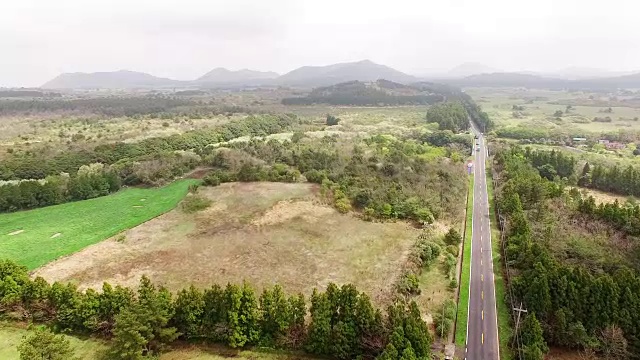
0,114,302,213
425,102,470,133
522,147,576,180
577,195,640,236
0,164,121,212
579,162,640,197
0,259,432,360
494,147,640,359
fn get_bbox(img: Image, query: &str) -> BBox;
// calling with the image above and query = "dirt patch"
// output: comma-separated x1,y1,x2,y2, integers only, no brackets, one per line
252,200,334,226
51,233,61,239
34,182,418,306
185,167,213,179
8,230,23,236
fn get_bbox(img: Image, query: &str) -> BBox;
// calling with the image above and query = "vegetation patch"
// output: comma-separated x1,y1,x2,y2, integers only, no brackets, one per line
0,179,198,269
486,160,514,360
34,182,419,305
454,174,474,346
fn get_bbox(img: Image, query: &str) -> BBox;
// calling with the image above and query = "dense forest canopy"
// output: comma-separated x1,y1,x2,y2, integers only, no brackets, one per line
494,146,640,359
282,80,444,106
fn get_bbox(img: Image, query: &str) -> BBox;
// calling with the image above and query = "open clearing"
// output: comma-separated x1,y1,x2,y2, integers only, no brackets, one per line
35,182,419,306
465,87,640,133
0,322,315,360
0,179,198,270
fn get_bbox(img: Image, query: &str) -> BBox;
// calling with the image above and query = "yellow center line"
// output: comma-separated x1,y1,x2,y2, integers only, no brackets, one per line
482,291,484,300
482,310,484,320
482,333,484,344
481,274,483,282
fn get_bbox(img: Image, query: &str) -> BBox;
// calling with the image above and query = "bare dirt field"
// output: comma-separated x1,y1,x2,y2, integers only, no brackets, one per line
34,182,419,306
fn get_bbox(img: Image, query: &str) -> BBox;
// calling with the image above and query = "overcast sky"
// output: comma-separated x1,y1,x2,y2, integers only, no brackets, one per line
2,0,639,87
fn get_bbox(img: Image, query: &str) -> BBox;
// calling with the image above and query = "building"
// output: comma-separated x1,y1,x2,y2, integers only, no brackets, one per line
605,142,626,150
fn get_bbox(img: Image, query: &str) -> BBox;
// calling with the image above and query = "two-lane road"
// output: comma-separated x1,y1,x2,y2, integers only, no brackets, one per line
465,126,499,360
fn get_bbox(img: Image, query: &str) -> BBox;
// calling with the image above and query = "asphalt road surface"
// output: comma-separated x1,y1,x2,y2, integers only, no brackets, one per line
465,126,499,360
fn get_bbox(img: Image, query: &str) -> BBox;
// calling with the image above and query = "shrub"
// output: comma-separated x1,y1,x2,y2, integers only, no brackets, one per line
446,245,459,257
181,194,212,213
398,273,421,295
326,115,340,126
203,173,221,186
335,197,352,214
443,228,462,246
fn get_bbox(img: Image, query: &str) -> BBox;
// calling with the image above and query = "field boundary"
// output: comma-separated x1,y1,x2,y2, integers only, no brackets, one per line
454,173,474,346
486,157,514,360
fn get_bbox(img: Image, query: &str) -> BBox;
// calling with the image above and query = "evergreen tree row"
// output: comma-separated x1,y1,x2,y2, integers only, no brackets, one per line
494,148,640,359
425,102,470,133
579,162,640,197
0,259,432,360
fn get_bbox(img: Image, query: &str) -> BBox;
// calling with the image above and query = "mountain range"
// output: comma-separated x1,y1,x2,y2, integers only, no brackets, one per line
40,60,640,90
41,60,417,89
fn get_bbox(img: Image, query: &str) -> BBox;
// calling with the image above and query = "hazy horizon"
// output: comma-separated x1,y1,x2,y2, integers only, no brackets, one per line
2,0,639,87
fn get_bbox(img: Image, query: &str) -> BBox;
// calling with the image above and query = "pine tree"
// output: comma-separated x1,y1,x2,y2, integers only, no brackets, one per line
306,289,332,355
173,285,204,338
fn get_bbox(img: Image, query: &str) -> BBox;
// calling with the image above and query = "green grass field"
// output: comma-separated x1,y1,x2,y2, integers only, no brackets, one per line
0,322,315,360
0,179,198,269
486,162,514,360
455,174,474,346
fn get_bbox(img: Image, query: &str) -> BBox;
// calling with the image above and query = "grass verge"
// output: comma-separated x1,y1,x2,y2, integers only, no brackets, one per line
0,179,199,269
0,322,317,360
486,160,514,360
455,173,474,346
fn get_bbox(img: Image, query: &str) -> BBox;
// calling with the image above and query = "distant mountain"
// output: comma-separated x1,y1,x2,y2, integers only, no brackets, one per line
447,62,499,78
41,70,182,89
281,79,444,106
545,67,639,80
197,68,278,84
449,72,568,89
573,72,640,89
450,71,640,90
276,60,417,87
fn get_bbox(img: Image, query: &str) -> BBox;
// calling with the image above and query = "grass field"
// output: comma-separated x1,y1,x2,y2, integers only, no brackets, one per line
455,174,474,346
0,179,198,269
486,161,513,360
0,322,316,360
34,182,419,306
465,87,640,134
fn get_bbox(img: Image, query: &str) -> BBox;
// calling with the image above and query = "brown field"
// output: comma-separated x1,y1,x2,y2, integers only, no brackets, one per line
34,182,419,306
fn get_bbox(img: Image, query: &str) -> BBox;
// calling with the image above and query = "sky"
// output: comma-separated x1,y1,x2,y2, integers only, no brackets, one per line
1,0,639,87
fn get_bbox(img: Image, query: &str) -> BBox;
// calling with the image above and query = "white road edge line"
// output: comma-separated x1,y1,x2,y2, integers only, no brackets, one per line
482,136,501,360
465,129,477,348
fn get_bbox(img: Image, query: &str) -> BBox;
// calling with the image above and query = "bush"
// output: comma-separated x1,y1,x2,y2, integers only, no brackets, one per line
202,173,221,186
398,273,421,295
335,197,352,214
326,115,340,126
18,326,76,360
181,194,212,213
443,228,462,246
446,245,459,257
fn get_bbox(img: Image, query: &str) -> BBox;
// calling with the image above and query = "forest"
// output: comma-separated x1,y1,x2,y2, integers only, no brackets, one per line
0,259,431,360
281,80,444,106
493,146,640,359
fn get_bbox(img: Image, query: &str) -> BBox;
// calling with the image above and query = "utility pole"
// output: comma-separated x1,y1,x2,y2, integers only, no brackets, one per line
441,302,446,339
513,302,528,335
